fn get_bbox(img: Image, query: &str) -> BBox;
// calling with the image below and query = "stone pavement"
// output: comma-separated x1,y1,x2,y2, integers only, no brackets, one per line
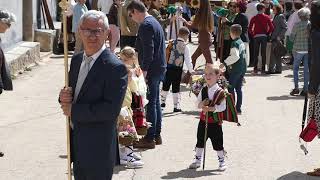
0,41,319,180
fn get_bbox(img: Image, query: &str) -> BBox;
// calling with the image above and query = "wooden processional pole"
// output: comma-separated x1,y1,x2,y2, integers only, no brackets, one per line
58,1,72,180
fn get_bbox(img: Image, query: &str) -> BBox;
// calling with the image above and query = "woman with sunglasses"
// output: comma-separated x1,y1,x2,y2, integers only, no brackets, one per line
0,9,16,158
213,1,237,62
223,1,249,65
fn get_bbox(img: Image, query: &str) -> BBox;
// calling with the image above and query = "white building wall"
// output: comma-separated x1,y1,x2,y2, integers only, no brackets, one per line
0,0,23,50
1,0,57,50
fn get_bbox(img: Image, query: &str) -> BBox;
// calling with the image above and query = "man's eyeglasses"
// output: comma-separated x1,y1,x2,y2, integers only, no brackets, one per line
229,5,237,8
80,28,104,37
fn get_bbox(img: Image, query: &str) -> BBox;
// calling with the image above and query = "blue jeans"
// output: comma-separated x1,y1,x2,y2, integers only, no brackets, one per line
228,72,245,112
145,76,163,140
293,52,309,91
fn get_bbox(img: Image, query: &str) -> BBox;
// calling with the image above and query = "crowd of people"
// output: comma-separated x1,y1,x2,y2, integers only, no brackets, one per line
56,0,320,179
0,0,319,179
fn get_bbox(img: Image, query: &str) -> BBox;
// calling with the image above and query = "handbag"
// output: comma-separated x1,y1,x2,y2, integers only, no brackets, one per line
299,95,319,142
300,118,318,142
273,40,287,57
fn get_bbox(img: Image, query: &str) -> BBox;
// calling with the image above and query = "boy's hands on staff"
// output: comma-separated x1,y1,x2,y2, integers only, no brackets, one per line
199,98,215,113
202,105,215,113
59,87,73,116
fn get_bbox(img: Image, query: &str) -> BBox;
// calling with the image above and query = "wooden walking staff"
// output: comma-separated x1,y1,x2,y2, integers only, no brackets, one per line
202,112,208,170
59,0,72,179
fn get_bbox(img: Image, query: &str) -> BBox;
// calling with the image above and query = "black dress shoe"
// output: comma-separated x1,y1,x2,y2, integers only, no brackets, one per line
173,108,182,112
274,71,282,74
0,152,4,157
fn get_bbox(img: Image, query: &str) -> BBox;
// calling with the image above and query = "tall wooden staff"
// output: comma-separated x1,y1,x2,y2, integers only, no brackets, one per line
202,112,208,170
59,1,72,180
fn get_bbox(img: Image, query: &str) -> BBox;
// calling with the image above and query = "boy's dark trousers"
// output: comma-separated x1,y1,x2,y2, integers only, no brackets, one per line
196,121,224,151
162,67,183,93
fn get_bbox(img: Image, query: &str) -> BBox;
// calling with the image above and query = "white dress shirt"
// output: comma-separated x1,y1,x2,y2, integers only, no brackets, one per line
196,84,226,112
82,44,106,70
178,37,194,73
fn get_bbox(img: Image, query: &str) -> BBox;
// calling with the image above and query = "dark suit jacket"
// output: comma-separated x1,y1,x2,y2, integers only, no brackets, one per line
69,48,128,171
136,16,166,80
0,45,13,91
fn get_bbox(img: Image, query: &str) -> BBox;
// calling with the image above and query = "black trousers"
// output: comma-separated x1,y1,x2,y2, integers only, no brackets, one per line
248,35,255,66
162,68,183,93
196,121,224,151
222,39,232,61
253,36,268,71
120,36,137,49
73,166,113,180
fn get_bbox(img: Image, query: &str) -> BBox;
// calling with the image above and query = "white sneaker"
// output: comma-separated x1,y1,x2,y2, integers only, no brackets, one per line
218,158,227,171
126,158,144,169
132,152,142,160
188,156,201,169
120,159,127,166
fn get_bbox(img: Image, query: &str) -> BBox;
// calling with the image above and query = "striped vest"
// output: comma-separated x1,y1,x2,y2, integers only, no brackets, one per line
199,86,239,124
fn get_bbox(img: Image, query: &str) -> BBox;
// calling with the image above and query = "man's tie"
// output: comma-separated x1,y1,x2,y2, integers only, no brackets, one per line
73,56,93,102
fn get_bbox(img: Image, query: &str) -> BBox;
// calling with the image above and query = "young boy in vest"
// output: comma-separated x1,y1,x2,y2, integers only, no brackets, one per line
221,24,247,114
189,64,227,171
161,27,195,112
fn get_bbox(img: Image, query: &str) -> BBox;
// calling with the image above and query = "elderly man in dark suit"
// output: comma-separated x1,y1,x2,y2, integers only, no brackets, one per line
59,10,128,180
127,0,166,149
0,9,16,158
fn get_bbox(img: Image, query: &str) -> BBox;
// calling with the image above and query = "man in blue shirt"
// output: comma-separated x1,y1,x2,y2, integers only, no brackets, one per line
72,0,88,54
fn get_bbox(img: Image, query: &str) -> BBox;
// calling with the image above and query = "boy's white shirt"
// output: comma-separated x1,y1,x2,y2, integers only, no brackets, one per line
178,37,194,73
196,83,226,112
224,47,240,66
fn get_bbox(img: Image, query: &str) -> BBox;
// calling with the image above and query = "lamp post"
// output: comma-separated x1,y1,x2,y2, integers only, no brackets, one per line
58,0,72,179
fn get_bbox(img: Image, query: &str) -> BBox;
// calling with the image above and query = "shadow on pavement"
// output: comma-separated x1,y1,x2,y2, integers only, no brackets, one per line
182,111,200,116
277,171,320,180
266,95,305,101
161,168,221,179
163,112,181,118
163,111,199,118
113,166,127,174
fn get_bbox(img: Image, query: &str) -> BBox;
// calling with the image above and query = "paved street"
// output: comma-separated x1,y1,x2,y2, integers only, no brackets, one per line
0,42,320,180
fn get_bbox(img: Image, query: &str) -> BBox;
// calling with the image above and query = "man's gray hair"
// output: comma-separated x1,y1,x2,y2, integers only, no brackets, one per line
79,10,109,29
298,7,311,21
0,9,16,24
